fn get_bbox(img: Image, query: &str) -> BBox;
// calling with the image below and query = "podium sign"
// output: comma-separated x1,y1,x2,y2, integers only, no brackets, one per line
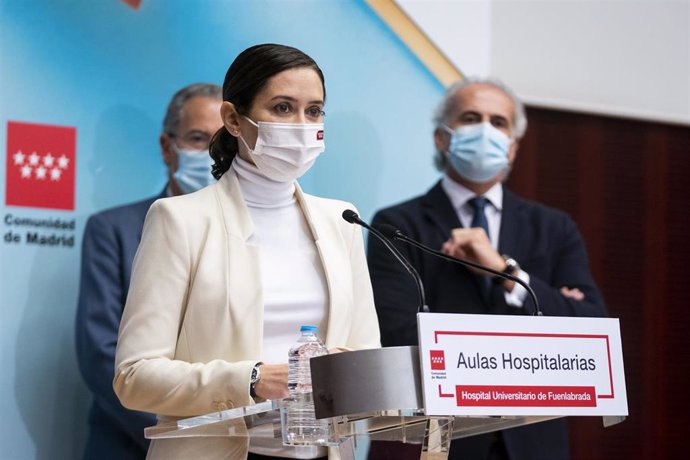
418,313,628,417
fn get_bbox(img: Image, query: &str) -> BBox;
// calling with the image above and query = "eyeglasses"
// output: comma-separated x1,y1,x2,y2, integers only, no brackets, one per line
169,131,213,151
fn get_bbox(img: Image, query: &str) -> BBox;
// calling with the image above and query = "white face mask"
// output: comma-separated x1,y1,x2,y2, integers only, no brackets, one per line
239,117,325,183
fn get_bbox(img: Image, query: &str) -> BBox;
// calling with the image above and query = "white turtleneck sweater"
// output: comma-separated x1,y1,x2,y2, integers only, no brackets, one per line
233,157,328,459
232,156,329,364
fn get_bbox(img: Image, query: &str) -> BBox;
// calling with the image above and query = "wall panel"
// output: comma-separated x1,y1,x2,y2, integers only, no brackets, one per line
508,107,690,458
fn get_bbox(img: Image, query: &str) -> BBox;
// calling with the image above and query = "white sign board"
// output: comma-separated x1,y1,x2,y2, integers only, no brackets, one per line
417,313,628,416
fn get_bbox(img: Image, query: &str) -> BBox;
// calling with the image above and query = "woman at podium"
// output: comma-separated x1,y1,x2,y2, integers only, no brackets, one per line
113,43,381,460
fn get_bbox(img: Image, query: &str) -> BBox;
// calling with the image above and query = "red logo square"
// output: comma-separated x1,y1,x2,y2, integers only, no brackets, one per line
430,350,446,370
5,121,77,210
316,130,324,140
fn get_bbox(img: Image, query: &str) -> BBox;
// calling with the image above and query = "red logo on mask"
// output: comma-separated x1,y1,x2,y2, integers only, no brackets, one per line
5,121,77,210
316,130,324,141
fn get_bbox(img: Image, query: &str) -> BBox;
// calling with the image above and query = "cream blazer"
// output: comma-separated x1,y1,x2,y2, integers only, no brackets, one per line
114,170,381,459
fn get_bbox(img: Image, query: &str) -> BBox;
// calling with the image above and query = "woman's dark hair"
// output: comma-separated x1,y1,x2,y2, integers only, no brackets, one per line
209,43,326,179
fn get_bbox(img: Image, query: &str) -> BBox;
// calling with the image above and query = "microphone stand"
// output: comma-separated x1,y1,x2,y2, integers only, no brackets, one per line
377,224,542,316
342,210,429,313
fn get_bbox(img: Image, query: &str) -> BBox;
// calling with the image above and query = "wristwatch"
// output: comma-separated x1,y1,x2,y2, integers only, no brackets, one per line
493,255,519,284
249,362,262,398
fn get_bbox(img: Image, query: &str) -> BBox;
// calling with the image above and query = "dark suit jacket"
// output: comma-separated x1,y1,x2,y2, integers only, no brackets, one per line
367,181,607,460
75,192,164,460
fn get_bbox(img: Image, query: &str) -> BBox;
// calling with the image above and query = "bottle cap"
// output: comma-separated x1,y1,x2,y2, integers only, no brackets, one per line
300,325,318,332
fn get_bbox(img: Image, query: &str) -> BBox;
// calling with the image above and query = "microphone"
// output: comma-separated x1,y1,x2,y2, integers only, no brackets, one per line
376,223,542,316
342,210,428,313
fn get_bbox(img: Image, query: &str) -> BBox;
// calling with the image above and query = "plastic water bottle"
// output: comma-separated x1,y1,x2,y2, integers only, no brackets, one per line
285,325,329,445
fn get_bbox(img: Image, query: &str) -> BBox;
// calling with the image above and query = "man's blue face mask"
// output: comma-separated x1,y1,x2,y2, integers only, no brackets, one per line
443,121,512,183
172,145,215,194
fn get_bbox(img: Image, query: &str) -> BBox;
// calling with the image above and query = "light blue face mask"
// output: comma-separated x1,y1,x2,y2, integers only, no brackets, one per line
443,121,512,183
172,146,215,194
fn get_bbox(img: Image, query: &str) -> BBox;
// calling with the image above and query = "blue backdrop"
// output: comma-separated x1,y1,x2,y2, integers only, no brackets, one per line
0,1,443,458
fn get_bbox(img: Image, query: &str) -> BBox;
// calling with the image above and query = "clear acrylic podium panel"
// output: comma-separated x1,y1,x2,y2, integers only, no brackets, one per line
145,395,577,460
145,347,625,459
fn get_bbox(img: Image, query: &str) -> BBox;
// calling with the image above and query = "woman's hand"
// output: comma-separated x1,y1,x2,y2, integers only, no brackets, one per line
254,363,288,400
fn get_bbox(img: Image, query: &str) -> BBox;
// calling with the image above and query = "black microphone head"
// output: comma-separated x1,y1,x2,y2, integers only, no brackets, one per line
342,209,359,224
376,223,401,239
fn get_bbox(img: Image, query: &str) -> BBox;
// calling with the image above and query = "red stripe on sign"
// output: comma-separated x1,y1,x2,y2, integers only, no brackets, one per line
435,330,615,399
438,385,454,398
456,385,596,407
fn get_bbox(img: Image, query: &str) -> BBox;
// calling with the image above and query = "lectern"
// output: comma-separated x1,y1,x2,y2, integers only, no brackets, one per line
145,346,625,459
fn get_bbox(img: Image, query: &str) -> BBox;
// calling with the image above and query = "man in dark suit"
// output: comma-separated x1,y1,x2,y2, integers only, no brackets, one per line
367,78,607,460
75,83,222,460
